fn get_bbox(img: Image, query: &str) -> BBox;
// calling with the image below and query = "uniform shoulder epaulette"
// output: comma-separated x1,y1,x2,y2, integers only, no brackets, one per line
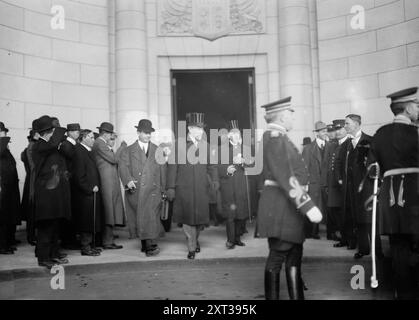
270,129,286,138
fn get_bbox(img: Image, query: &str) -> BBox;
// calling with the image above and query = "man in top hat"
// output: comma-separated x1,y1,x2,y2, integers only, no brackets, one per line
92,122,125,250
256,97,322,300
59,123,81,250
302,121,328,240
166,112,219,259
325,120,350,248
118,119,166,256
0,122,22,254
32,116,71,268
367,87,419,299
217,120,250,249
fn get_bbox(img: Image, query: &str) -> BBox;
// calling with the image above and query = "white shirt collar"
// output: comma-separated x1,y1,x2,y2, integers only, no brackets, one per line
315,137,325,148
81,142,91,152
394,114,412,125
138,140,149,151
66,136,76,146
40,136,48,143
188,134,199,146
338,136,348,145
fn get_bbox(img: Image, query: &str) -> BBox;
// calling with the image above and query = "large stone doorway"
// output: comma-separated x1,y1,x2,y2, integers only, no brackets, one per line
170,68,256,134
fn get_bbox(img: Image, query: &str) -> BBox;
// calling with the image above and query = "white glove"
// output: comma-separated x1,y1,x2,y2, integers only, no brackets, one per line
227,165,237,175
306,207,322,223
127,180,137,190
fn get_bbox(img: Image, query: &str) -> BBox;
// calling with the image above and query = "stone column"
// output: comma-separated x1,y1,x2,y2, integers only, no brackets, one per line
115,0,148,143
278,0,314,145
308,0,321,122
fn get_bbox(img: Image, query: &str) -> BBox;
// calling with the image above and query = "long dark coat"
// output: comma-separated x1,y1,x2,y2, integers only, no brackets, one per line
92,137,125,226
118,141,166,240
368,121,419,235
256,125,315,244
337,132,373,225
72,143,102,233
217,143,250,220
0,137,21,225
302,140,327,211
21,147,30,221
166,138,218,226
32,128,71,222
322,140,344,208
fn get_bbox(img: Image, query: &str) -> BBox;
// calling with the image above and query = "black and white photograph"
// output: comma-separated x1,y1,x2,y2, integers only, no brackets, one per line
0,0,418,307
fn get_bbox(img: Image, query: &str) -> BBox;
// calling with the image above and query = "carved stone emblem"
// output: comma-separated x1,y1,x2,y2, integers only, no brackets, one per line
158,0,265,40
192,0,231,41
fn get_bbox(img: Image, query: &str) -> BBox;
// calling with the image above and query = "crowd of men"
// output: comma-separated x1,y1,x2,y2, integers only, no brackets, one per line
0,86,418,300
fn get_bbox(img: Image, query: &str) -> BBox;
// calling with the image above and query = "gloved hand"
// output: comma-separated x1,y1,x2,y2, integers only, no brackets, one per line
227,165,236,176
167,188,175,201
92,186,99,193
127,180,137,190
306,206,322,223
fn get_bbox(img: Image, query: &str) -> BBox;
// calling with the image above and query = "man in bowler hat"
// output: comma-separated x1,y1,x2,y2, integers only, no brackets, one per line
119,119,166,256
92,122,125,249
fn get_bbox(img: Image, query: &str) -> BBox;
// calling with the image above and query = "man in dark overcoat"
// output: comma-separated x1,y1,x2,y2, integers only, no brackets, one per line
72,130,102,256
302,121,328,239
368,87,419,299
119,120,166,256
166,113,219,259
59,123,81,249
92,122,125,250
32,116,71,268
337,114,382,258
0,123,21,254
218,120,250,249
256,97,322,300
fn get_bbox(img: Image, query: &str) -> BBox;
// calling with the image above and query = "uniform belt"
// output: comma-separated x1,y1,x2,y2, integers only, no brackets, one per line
383,168,419,178
264,180,308,192
383,168,419,208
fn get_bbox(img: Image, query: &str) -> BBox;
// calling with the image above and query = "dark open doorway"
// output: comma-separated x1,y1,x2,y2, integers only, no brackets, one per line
170,68,256,135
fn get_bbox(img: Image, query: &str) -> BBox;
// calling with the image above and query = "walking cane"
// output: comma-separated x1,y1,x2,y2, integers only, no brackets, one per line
370,162,380,289
244,173,252,224
93,189,97,249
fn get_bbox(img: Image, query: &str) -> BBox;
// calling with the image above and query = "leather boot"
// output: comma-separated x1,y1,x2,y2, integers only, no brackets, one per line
285,266,305,300
264,270,280,300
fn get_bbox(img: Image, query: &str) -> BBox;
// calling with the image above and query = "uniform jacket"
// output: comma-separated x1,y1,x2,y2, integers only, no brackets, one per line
302,140,327,210
92,137,125,226
0,137,21,225
368,119,419,235
118,141,166,240
322,140,344,207
336,132,373,224
166,137,218,226
256,124,316,244
72,143,102,233
217,143,250,221
32,128,71,222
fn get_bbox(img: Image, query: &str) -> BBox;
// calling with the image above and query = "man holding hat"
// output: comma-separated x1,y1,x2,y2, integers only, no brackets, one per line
32,116,71,268
166,112,219,259
367,87,419,299
302,121,328,240
92,122,125,250
0,122,22,254
118,119,166,256
59,123,81,250
256,97,322,300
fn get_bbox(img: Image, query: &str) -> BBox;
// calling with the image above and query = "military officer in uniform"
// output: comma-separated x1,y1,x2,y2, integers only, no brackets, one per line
166,113,219,259
256,97,322,300
368,87,419,299
218,120,250,249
